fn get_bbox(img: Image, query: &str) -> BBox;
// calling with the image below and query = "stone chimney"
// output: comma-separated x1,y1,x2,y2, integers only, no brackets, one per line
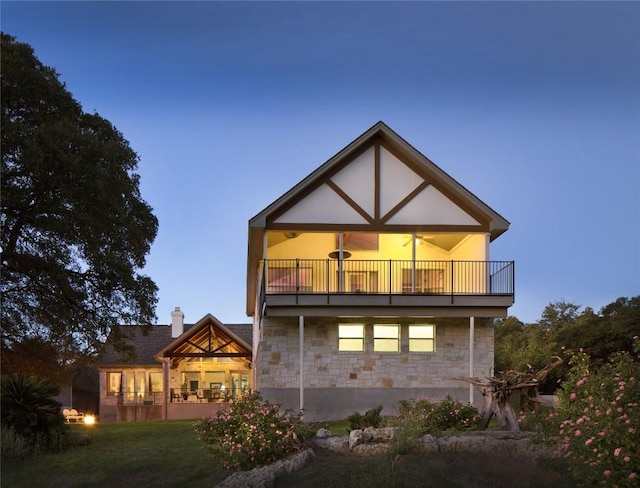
171,307,184,338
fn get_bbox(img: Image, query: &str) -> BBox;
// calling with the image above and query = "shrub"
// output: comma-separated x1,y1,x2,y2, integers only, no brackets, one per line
545,340,639,487
0,373,70,457
396,395,481,435
1,426,32,459
194,392,308,471
347,405,383,431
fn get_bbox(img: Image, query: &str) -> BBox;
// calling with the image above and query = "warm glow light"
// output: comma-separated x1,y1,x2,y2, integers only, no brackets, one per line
84,415,96,425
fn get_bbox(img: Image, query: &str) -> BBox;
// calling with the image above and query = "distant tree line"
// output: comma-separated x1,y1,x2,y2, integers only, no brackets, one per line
494,296,639,392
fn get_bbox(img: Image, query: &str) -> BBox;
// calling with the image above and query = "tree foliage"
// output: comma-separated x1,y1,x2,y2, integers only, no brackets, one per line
1,33,158,375
495,297,639,392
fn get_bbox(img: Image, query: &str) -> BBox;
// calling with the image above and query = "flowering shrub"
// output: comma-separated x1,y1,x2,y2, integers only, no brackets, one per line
396,395,481,434
194,392,308,471
546,339,639,487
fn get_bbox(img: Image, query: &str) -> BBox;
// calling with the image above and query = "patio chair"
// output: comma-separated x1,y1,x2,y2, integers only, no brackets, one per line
196,389,210,403
170,388,182,403
63,408,85,423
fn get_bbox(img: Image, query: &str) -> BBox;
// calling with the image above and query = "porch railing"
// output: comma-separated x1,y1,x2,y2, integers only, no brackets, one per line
263,259,514,296
117,391,163,405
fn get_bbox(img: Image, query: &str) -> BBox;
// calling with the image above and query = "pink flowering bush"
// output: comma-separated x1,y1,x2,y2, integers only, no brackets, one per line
546,339,639,487
396,394,481,433
194,392,309,471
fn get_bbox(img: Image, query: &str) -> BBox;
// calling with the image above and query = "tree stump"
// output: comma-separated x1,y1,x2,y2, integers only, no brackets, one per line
453,356,563,432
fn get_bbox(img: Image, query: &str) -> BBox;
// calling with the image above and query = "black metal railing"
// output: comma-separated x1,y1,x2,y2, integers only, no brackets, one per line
116,391,163,405
262,259,514,296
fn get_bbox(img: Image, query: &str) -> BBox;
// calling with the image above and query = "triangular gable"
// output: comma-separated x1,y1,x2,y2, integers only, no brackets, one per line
155,314,251,361
251,121,507,234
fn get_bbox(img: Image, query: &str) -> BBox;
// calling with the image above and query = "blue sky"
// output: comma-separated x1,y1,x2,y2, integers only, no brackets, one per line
2,1,639,325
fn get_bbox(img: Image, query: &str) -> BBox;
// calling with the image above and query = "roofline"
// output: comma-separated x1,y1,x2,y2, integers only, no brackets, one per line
249,121,510,232
154,313,252,361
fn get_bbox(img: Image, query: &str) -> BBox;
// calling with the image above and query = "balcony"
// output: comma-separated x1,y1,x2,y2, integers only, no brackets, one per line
260,259,514,317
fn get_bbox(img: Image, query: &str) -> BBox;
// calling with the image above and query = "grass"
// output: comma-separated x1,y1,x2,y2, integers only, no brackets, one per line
275,448,579,488
1,420,227,488
2,416,579,488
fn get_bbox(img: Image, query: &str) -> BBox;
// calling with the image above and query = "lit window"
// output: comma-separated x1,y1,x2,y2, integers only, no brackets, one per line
409,325,435,352
339,324,364,351
374,324,399,352
106,372,121,396
149,372,163,395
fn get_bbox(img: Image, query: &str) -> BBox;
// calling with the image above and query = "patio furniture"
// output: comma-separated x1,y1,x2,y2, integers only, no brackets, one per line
170,388,182,403
200,389,213,403
62,407,85,423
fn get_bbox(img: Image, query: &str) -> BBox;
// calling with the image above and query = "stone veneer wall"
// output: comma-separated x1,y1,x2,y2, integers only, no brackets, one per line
256,316,494,421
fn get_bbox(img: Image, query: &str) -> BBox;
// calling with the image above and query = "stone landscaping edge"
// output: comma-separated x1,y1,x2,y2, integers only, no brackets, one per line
215,449,315,488
215,428,554,487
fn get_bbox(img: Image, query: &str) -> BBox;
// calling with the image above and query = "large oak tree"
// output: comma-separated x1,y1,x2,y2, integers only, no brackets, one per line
1,33,158,380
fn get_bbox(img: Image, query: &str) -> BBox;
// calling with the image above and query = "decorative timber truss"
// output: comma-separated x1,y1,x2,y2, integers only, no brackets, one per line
156,315,252,368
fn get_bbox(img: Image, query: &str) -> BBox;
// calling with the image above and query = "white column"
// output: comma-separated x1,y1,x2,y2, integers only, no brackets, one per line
469,316,475,405
299,316,304,417
338,233,344,292
163,358,170,420
412,233,418,292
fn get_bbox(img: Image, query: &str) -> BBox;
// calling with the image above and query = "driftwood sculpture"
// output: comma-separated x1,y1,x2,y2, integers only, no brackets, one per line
453,356,563,432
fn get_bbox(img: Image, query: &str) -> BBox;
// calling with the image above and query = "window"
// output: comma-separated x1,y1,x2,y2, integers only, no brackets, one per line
267,267,313,292
402,268,444,293
338,324,364,351
374,324,399,352
106,372,121,396
149,372,163,395
409,325,435,352
124,371,147,402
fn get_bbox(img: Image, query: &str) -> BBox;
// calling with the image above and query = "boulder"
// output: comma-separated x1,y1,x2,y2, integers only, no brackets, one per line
315,428,332,439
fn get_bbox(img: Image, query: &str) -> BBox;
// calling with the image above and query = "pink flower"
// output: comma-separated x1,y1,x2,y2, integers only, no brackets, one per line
624,456,631,462
575,430,582,437
629,473,637,479
614,448,622,456
570,393,577,400
585,438,594,446
604,470,612,477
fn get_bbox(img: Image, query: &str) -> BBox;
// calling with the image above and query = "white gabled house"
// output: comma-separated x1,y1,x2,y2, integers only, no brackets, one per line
246,121,514,421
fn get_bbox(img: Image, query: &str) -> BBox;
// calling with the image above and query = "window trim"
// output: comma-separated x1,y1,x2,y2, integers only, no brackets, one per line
338,324,365,351
408,324,436,352
106,371,121,396
373,324,400,352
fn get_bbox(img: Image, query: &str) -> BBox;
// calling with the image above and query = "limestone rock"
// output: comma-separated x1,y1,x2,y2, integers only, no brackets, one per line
315,428,332,438
216,449,315,488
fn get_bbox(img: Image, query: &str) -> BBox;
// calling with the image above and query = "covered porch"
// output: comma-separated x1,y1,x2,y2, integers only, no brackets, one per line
157,313,253,420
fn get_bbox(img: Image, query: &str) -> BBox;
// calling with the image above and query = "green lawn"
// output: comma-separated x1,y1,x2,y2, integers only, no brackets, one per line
2,417,578,488
1,420,227,488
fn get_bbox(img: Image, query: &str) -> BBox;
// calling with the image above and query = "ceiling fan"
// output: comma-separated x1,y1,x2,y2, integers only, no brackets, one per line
402,234,436,247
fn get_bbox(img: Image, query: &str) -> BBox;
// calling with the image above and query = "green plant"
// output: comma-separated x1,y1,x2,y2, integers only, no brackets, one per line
0,373,69,455
1,426,32,460
386,411,425,456
544,340,639,487
397,396,481,435
347,405,383,431
194,392,308,471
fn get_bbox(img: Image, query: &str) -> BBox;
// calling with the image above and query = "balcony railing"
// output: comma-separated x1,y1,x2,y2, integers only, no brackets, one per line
263,259,514,296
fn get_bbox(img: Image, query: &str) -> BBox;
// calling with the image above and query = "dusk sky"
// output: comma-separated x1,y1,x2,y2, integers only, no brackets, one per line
2,1,638,326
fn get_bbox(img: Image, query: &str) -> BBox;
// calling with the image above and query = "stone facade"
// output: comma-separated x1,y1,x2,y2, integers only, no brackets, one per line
256,316,494,420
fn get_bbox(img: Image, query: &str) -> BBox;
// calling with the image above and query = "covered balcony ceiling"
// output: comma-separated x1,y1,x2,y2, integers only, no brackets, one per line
267,231,472,254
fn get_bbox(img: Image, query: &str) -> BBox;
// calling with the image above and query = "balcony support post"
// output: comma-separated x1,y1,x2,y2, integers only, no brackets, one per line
469,316,475,405
411,233,416,293
299,315,305,418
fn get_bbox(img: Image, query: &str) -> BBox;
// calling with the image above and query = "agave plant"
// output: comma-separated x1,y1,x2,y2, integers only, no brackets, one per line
0,373,64,438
